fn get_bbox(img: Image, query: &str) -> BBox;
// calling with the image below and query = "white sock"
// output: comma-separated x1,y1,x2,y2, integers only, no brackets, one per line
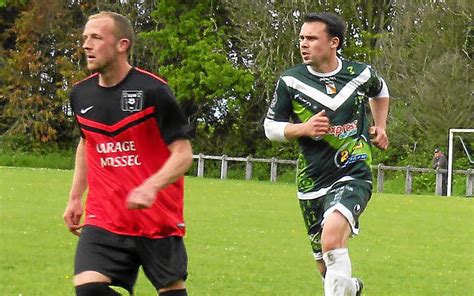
323,248,357,296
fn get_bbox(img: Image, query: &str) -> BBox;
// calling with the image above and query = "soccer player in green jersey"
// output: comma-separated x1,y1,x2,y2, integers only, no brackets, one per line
264,12,389,296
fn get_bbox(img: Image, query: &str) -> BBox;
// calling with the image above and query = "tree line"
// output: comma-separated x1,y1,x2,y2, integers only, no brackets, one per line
0,0,472,168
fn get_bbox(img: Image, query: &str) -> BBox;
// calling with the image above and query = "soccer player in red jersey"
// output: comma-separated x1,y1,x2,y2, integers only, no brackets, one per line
63,11,193,296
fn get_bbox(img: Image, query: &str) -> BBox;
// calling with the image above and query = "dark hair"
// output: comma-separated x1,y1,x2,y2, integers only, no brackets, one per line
303,12,346,50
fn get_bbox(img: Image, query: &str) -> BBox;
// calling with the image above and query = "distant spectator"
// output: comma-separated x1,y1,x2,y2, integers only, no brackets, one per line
432,148,448,196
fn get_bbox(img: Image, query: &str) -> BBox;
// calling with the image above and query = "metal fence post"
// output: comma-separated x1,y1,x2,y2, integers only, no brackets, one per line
245,156,253,181
270,157,277,182
197,153,204,177
221,155,228,180
377,163,384,193
405,165,412,194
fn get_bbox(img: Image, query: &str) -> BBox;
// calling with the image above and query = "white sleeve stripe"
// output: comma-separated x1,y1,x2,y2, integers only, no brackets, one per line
371,78,389,99
263,118,289,142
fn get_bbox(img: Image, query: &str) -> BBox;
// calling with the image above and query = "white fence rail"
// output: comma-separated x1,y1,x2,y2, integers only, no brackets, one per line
192,154,473,196
194,153,296,182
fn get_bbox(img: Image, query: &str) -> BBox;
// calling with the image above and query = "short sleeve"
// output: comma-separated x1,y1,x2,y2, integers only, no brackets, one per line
69,87,86,139
366,66,384,98
153,85,191,144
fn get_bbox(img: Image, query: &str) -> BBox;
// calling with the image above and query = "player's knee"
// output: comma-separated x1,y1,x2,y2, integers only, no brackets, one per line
321,231,350,254
74,270,112,286
321,236,341,253
321,227,345,250
75,282,121,296
322,230,349,252
321,212,351,252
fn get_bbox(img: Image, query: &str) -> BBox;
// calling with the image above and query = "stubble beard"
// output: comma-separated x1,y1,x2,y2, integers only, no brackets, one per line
302,56,319,68
86,59,108,74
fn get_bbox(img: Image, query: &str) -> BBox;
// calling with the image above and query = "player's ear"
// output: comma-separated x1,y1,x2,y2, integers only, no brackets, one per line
331,37,339,49
117,38,131,53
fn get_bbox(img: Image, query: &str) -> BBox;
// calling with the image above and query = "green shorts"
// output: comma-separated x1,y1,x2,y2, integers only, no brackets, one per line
298,180,372,260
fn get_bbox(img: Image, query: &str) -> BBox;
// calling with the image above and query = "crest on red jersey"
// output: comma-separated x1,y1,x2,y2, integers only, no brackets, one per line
121,90,144,112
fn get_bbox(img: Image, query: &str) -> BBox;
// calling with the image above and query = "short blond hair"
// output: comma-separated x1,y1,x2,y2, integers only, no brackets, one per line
88,11,135,54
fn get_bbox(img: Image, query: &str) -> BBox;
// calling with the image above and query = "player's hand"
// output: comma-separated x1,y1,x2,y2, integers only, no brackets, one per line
63,199,84,236
303,110,330,137
127,182,158,210
369,126,389,150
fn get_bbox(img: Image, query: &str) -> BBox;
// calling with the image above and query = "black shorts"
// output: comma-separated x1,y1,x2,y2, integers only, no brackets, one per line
74,225,188,294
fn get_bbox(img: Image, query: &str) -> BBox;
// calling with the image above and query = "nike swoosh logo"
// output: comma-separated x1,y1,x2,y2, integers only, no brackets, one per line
80,106,94,114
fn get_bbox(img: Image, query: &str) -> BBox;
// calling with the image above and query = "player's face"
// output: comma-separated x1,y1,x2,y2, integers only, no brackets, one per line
82,17,120,73
299,21,338,68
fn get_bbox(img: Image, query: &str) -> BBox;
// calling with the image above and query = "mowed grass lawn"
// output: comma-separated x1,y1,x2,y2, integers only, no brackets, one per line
1,167,473,295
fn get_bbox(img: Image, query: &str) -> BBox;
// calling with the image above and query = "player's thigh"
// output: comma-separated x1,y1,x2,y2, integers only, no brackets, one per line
137,235,188,291
323,181,372,235
74,225,140,293
321,210,352,251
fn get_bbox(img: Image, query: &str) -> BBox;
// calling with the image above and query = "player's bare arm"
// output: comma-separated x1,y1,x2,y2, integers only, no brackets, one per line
369,96,389,150
127,139,193,209
284,110,330,140
63,138,88,236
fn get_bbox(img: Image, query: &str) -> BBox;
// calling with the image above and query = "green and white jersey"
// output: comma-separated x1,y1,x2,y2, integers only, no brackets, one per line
265,57,386,199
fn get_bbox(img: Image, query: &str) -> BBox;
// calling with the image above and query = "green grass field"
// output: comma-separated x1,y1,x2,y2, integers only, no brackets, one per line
1,167,473,295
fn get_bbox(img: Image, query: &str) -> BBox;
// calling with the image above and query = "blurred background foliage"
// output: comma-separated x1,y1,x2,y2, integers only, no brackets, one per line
0,0,472,172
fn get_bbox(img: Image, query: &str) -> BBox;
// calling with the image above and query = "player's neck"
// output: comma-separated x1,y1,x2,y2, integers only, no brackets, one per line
309,56,339,74
98,61,132,88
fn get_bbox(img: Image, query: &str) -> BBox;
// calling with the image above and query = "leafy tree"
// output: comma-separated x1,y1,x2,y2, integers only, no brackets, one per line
0,0,86,151
138,0,254,155
1,0,470,171
373,0,473,166
0,0,160,151
0,0,27,136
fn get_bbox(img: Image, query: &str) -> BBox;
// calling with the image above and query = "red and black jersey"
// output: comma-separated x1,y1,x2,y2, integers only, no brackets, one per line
70,67,191,238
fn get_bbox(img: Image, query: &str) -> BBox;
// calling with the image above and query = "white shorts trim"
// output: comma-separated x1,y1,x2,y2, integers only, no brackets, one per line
297,176,371,200
322,203,359,235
